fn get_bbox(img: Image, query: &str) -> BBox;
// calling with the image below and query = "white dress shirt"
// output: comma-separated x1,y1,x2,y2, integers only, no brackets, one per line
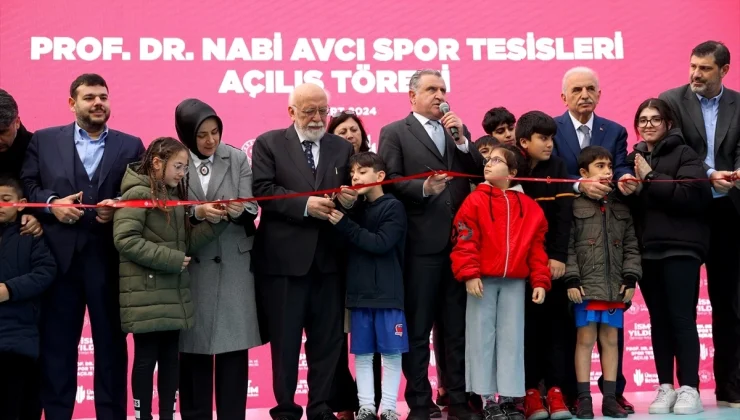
569,112,595,193
190,152,215,195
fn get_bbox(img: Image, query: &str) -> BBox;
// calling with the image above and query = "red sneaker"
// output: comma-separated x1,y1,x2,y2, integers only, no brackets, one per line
523,389,548,420
546,387,573,420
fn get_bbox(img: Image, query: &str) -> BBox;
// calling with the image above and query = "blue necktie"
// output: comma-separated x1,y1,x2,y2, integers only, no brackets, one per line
302,141,316,176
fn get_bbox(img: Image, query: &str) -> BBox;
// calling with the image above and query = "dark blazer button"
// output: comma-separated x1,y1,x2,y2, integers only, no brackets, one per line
446,200,451,205
213,256,222,263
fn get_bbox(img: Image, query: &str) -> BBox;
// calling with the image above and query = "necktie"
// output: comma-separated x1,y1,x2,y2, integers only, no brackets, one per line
579,125,591,148
427,120,445,156
302,140,316,176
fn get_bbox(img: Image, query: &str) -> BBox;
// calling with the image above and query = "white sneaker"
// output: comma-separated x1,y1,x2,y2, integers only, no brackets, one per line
674,386,703,415
648,384,677,414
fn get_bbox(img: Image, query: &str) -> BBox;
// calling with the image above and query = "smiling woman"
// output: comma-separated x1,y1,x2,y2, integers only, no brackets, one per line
173,98,263,420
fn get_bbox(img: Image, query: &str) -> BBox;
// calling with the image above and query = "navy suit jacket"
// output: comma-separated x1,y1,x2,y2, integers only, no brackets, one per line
20,123,146,274
552,111,632,180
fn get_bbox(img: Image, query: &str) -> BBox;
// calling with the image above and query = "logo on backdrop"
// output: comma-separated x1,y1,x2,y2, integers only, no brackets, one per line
241,139,255,165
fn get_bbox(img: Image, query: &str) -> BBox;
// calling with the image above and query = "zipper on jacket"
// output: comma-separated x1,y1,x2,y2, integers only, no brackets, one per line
600,200,612,301
176,207,188,320
503,191,511,277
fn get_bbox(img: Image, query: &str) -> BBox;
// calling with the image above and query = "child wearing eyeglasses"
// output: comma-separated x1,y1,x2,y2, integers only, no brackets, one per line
451,145,551,420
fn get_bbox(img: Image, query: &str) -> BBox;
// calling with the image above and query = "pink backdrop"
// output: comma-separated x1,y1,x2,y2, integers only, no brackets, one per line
1,0,739,417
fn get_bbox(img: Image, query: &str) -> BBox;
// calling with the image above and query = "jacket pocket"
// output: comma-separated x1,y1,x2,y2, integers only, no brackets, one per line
237,236,254,253
145,273,157,291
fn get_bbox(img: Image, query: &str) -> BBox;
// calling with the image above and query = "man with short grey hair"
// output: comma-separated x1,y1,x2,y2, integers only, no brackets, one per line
379,69,484,420
549,66,637,415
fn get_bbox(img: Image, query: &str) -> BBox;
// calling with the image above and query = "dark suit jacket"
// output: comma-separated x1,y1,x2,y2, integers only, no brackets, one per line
660,84,740,212
378,113,484,255
251,125,353,277
20,123,145,274
553,111,631,179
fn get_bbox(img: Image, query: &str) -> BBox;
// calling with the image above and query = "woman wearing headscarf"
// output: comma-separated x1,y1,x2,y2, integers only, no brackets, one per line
175,98,263,420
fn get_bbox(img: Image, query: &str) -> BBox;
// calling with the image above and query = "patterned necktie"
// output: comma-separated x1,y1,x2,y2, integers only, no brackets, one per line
427,120,445,156
579,125,591,148
302,140,316,176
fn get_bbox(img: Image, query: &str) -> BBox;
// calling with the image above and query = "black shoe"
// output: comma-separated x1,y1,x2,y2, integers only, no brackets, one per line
379,410,399,420
407,407,430,420
449,403,484,420
436,392,451,406
430,399,442,418
483,403,506,420
615,395,635,414
602,396,628,418
356,407,376,420
313,411,339,420
575,397,594,419
469,393,484,412
500,401,525,420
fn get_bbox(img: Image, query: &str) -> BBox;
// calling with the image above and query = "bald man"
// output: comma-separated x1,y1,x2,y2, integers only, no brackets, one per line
252,84,358,420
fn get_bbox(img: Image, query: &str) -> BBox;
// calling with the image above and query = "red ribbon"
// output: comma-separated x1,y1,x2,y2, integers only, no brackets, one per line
2,171,734,209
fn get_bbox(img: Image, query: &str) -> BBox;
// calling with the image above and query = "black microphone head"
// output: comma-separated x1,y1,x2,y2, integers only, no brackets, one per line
439,102,450,114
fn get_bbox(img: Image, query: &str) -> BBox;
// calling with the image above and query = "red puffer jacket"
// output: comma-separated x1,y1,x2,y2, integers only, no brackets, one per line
450,183,552,291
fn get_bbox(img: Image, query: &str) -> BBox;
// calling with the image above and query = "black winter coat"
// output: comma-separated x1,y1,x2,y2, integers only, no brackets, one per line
0,221,56,358
625,129,712,259
334,194,407,310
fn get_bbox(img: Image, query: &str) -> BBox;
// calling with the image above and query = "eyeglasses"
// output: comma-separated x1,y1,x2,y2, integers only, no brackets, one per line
484,156,507,166
331,110,356,118
293,106,329,118
173,163,189,174
638,116,664,127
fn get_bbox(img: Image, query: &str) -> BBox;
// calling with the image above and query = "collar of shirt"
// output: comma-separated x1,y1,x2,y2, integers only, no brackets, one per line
190,151,215,167
74,122,109,143
568,111,594,133
696,85,724,105
413,111,441,127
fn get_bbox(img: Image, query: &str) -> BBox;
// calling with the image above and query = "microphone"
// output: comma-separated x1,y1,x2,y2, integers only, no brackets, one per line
439,102,459,140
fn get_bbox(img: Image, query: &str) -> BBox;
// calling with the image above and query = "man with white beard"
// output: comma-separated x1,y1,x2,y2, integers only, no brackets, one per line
251,83,358,420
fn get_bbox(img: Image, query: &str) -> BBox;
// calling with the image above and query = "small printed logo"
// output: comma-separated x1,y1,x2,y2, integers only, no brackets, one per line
700,343,709,361
394,324,404,337
76,386,85,404
133,399,140,408
633,369,645,387
241,139,256,165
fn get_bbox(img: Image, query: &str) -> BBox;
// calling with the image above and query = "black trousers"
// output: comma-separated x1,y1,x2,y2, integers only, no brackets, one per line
640,257,701,388
524,281,578,397
39,243,128,420
329,333,382,412
18,359,42,420
0,352,35,420
131,331,180,420
707,197,740,401
260,266,343,420
433,324,447,391
179,350,249,420
403,251,467,411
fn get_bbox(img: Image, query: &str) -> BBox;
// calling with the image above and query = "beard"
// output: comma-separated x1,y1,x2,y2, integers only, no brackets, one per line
296,122,326,142
78,107,110,132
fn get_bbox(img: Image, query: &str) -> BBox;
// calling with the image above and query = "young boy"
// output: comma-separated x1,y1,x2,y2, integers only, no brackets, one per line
481,107,517,145
475,135,499,159
563,146,641,419
0,176,56,419
515,111,576,420
327,152,408,420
